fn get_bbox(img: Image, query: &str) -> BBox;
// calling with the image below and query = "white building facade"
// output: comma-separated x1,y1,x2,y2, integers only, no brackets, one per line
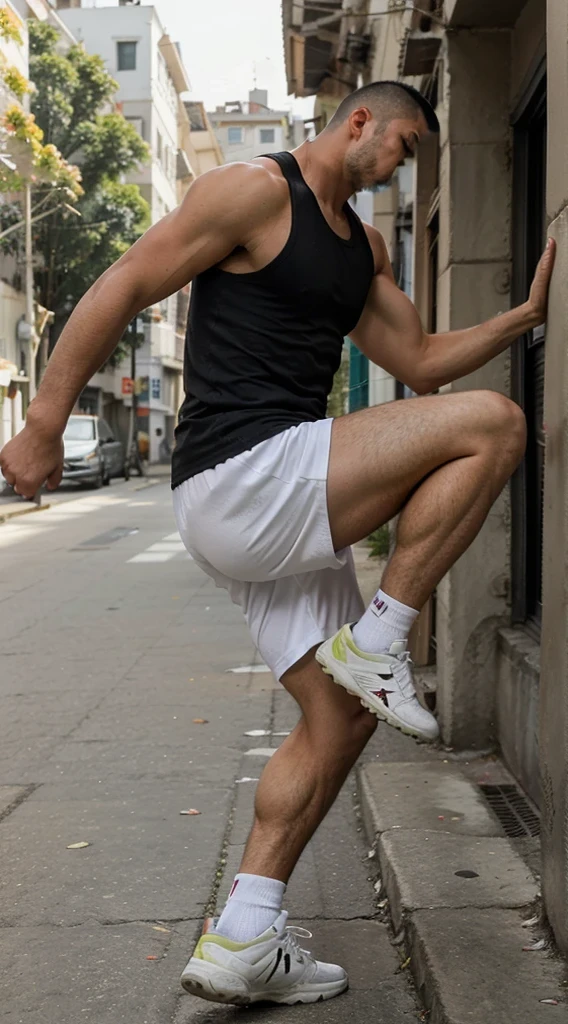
57,0,190,464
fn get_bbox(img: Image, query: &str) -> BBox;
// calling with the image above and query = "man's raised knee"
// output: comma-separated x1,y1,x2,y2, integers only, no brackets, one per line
474,390,527,455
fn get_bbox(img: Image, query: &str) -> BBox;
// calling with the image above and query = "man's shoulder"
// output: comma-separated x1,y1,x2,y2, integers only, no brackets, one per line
361,222,390,277
202,158,289,212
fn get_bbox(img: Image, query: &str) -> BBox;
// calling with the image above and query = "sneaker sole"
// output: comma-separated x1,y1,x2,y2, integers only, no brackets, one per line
181,960,348,1005
315,641,438,743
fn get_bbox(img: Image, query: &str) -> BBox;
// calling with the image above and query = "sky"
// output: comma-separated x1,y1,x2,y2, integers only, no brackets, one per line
141,0,314,119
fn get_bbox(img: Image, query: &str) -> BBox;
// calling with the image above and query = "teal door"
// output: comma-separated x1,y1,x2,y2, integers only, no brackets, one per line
348,340,369,412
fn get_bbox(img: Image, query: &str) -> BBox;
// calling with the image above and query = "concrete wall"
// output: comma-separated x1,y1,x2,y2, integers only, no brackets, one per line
433,28,514,750
539,0,568,959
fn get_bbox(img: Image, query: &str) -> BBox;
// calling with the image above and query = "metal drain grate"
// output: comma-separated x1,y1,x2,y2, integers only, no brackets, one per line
480,784,540,838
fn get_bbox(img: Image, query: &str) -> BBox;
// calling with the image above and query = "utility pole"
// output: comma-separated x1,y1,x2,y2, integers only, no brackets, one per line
125,315,145,478
24,182,38,398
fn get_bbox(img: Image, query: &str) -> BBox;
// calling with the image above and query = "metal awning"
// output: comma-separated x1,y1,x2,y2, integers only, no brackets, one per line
445,0,528,27
283,0,343,97
401,30,442,76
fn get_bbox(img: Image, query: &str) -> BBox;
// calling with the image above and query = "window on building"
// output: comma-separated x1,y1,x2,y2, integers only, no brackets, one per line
156,130,163,164
227,126,243,145
511,68,547,631
259,127,275,144
117,41,137,72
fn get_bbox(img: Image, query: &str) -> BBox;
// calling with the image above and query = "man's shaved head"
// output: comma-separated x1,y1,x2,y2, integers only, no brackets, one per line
327,80,439,135
320,80,438,192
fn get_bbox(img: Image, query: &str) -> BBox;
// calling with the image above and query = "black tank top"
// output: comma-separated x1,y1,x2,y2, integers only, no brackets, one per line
172,151,375,488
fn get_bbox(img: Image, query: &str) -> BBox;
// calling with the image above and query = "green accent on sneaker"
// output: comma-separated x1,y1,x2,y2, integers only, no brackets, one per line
332,630,347,662
342,624,396,663
194,930,271,961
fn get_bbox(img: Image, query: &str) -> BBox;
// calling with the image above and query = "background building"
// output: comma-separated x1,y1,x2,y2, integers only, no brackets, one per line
56,0,188,462
54,0,224,464
209,87,306,164
0,0,75,462
284,0,568,957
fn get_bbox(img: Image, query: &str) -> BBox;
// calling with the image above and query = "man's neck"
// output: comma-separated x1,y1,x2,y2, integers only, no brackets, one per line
291,136,354,211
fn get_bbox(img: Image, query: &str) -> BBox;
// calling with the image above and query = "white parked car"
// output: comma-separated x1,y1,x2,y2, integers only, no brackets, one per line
62,415,125,488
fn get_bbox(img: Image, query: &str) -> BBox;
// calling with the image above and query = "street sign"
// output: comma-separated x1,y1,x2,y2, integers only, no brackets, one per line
122,377,133,395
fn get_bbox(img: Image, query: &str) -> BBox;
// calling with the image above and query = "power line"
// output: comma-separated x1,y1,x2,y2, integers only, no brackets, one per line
290,2,446,26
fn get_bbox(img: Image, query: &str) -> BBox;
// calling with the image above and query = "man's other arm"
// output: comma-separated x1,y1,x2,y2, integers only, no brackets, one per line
351,229,555,395
0,162,282,497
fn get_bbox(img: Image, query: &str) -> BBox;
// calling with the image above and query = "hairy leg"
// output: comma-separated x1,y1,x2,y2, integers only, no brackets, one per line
238,648,377,882
328,390,526,608
235,392,525,885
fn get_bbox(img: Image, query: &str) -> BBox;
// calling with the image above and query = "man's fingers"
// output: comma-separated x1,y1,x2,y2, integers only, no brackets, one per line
539,238,556,277
46,466,62,491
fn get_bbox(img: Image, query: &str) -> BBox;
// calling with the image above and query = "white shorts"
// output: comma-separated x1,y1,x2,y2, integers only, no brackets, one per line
172,418,364,680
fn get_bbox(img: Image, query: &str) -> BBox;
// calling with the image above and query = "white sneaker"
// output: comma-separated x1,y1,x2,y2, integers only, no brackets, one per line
316,624,439,742
180,912,348,1005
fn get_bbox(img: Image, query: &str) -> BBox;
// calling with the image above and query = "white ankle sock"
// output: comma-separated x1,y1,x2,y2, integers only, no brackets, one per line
352,588,418,655
215,873,286,942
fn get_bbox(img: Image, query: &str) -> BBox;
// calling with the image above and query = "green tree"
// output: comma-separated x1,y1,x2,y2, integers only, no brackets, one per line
0,20,150,368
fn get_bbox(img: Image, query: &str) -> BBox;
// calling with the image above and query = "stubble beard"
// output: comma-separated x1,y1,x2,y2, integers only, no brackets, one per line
346,131,387,192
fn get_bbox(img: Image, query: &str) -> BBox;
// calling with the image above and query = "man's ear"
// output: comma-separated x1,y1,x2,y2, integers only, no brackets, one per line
349,106,372,140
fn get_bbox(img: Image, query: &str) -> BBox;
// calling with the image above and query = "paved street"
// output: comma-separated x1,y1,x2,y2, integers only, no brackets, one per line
0,480,425,1022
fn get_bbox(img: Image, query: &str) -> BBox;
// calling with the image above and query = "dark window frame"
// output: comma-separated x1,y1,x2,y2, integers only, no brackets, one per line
510,58,547,632
117,40,137,72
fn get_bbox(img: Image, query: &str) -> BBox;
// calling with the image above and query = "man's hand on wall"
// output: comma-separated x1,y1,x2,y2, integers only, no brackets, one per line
527,238,557,326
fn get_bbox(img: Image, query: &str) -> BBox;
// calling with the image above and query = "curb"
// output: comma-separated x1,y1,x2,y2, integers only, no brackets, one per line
358,759,566,1022
0,501,51,525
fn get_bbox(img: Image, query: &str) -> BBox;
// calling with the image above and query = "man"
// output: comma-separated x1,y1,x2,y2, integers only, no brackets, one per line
0,81,554,1006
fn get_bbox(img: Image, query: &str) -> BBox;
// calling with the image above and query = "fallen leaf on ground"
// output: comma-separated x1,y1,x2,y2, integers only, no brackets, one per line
522,914,540,928
146,955,159,960
400,957,411,970
193,718,208,724
438,815,445,821
67,841,90,849
374,880,382,894
180,809,201,815
153,926,170,933
523,938,546,951
236,777,259,783
540,1000,559,1005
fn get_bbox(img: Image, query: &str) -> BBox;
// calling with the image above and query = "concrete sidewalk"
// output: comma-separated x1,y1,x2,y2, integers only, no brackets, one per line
352,552,568,1022
0,483,424,1023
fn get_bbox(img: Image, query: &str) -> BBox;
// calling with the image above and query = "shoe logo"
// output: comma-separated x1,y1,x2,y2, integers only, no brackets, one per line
265,947,291,984
372,597,388,617
373,688,394,708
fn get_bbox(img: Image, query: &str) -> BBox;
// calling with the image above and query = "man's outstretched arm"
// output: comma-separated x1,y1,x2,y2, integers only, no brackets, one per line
351,231,555,395
0,162,282,498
